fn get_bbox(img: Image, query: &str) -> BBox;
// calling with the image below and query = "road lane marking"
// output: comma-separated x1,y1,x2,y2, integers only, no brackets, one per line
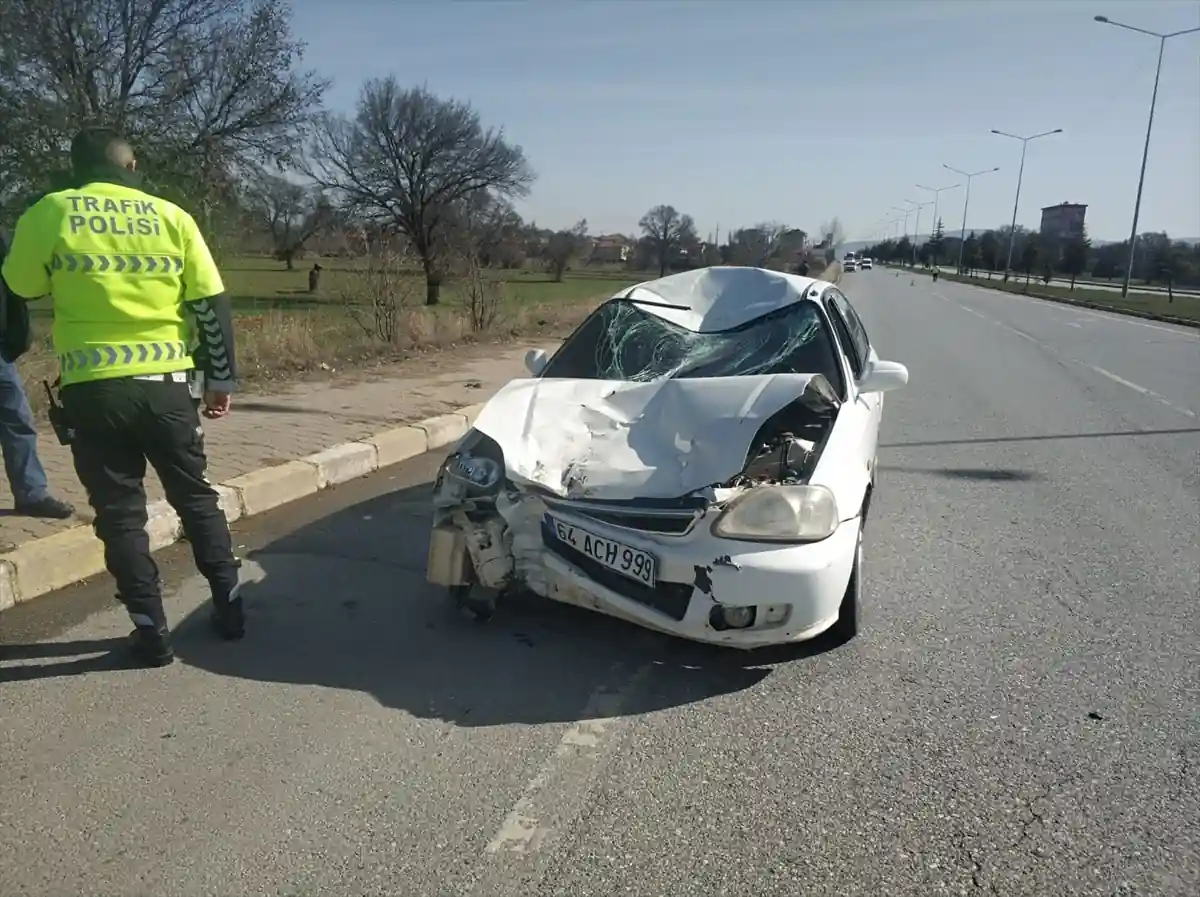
1083,364,1198,419
960,283,1198,339
937,295,1198,420
482,660,652,857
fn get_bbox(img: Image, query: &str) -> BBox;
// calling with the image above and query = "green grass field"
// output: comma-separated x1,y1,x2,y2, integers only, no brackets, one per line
16,256,645,414
216,256,644,314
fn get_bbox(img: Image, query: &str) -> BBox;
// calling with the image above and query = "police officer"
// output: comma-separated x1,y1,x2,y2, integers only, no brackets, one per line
1,127,244,667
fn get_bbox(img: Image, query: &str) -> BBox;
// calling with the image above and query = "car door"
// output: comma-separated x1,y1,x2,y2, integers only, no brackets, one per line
823,288,882,481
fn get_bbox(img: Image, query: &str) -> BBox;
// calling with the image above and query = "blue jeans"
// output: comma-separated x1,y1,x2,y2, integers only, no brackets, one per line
0,357,49,505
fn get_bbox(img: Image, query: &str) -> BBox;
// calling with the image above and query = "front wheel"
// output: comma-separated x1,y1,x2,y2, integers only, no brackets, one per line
827,523,863,646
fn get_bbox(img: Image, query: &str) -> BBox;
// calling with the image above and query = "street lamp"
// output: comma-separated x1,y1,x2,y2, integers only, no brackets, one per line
916,182,960,265
904,199,933,266
1094,14,1200,298
944,164,1000,271
891,205,914,244
991,127,1063,279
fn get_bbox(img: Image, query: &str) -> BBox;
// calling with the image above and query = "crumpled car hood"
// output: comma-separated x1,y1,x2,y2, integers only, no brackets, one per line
471,373,834,501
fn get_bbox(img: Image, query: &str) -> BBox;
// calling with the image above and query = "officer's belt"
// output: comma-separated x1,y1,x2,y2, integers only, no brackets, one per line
133,371,190,383
58,341,190,373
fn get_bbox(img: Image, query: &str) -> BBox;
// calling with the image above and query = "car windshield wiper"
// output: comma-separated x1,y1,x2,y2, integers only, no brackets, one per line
628,298,690,311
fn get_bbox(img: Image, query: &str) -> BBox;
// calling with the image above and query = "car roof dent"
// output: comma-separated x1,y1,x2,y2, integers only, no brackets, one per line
616,266,826,334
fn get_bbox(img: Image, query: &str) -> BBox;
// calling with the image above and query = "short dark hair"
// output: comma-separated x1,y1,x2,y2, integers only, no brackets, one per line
69,127,133,173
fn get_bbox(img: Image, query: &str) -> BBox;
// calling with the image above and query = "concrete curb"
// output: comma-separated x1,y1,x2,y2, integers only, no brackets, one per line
0,401,489,612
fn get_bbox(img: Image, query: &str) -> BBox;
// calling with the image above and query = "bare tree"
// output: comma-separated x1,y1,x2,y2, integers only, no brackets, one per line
339,233,421,344
304,79,535,305
0,0,327,225
727,221,788,267
639,205,697,277
545,219,589,282
454,251,506,334
243,173,333,269
818,217,845,263
441,191,524,268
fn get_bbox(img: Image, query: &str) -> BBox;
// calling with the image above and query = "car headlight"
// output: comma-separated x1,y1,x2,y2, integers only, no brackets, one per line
444,454,502,492
711,485,839,543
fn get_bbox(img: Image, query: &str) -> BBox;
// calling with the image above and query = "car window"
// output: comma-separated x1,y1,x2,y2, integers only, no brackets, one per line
823,297,862,378
828,289,871,369
542,298,846,395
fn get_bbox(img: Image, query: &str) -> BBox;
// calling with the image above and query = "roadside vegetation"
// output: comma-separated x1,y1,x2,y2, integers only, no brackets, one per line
1,0,839,416
862,220,1200,322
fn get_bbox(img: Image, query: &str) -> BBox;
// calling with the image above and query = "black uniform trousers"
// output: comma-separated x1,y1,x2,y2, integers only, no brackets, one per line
61,373,240,629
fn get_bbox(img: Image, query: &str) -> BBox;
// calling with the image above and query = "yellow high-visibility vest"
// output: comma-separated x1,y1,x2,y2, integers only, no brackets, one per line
1,180,225,386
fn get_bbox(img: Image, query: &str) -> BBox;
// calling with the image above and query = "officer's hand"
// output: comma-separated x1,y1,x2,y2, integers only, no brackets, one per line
203,390,231,419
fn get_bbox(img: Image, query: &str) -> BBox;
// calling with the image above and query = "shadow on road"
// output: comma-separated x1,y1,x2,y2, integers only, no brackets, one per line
168,481,804,728
879,465,1045,483
0,637,142,681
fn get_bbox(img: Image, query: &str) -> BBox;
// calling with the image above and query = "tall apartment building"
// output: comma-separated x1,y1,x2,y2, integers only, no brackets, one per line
1040,202,1087,240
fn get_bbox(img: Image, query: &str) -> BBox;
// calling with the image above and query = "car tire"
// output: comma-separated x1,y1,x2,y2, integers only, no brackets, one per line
827,522,863,645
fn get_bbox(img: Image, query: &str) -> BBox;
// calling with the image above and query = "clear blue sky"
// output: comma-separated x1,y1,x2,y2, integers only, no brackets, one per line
292,0,1200,243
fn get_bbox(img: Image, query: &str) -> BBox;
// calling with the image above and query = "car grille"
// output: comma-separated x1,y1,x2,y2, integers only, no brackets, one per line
541,498,699,536
540,520,693,622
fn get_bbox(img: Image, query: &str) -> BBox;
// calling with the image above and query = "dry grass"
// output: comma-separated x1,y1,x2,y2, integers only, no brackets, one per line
16,286,603,417
16,256,841,417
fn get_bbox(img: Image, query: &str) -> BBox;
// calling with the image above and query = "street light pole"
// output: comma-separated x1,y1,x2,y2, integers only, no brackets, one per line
891,205,914,245
916,182,960,265
991,127,1063,279
944,164,1000,272
905,200,933,267
1094,15,1200,298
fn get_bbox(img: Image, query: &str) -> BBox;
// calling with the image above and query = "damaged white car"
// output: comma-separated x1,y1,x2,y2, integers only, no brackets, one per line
426,266,908,649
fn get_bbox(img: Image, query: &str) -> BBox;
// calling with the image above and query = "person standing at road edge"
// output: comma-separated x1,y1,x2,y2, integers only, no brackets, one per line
0,128,245,666
0,229,76,519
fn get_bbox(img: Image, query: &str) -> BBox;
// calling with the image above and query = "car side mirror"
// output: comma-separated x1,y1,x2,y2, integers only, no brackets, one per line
858,359,909,395
524,348,549,376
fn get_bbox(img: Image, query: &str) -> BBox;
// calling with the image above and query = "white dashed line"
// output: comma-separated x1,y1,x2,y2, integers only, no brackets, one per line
1083,364,1198,419
961,284,1198,339
938,294,1198,420
481,661,651,858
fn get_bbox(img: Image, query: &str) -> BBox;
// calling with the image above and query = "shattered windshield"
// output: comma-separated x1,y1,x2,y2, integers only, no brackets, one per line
542,298,844,390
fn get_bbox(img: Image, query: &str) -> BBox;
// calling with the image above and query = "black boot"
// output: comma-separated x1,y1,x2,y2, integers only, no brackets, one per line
127,626,175,667
211,594,245,640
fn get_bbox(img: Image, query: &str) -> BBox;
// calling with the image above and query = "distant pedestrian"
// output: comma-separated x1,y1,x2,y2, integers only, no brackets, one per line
796,259,810,277
0,228,75,519
308,262,322,293
1,127,244,667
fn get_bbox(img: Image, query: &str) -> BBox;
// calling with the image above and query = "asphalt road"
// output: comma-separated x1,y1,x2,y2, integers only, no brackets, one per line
2,270,1198,897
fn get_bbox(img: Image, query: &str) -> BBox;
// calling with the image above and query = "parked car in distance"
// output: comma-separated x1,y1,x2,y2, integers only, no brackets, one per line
426,266,910,650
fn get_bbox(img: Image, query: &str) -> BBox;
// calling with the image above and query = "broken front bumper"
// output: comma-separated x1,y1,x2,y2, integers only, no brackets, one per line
428,488,858,649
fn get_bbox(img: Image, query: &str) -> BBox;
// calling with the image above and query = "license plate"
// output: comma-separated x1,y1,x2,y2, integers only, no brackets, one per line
545,513,658,587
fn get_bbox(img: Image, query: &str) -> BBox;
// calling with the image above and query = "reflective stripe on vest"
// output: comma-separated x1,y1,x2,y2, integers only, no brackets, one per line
51,253,183,274
59,341,190,373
